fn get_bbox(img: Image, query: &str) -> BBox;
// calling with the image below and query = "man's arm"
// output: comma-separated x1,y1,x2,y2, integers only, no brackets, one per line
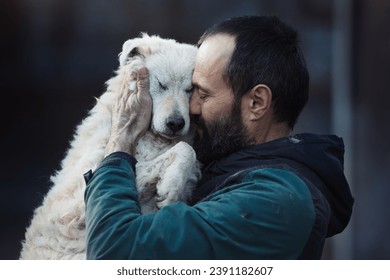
85,152,316,259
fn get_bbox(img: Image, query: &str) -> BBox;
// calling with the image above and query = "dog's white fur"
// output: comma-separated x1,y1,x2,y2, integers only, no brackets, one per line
20,34,201,259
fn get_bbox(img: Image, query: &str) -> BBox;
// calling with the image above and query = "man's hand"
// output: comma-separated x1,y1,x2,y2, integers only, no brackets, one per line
105,67,152,157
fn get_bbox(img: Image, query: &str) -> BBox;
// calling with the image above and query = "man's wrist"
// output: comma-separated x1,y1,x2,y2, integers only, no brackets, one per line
105,136,137,157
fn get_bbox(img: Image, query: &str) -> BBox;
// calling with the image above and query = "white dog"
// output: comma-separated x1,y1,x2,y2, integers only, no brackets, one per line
20,34,201,259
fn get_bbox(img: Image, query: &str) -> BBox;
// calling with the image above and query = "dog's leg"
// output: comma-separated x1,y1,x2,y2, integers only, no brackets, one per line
136,141,200,213
136,145,172,213
154,141,200,209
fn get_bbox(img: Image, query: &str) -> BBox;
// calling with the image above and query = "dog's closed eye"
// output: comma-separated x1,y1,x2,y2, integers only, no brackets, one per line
185,86,194,94
158,80,168,91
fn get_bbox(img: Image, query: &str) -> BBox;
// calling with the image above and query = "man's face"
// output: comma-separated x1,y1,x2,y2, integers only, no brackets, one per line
190,34,253,165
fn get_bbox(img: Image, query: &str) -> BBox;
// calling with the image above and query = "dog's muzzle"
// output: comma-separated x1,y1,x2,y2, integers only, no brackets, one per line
166,116,185,134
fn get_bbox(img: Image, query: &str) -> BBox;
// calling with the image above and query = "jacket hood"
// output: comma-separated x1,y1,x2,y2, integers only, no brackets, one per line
198,133,354,237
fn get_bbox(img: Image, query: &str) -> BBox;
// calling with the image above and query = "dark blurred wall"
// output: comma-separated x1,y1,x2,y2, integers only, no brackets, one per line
353,0,390,259
0,0,389,259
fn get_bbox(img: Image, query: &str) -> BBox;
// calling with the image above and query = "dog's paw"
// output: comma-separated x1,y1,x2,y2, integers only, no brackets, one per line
155,190,175,209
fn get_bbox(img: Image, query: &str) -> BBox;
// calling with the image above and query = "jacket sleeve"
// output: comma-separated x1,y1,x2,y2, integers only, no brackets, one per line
84,152,316,259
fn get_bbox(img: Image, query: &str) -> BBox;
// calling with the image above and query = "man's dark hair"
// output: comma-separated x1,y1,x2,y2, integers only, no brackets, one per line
198,15,309,128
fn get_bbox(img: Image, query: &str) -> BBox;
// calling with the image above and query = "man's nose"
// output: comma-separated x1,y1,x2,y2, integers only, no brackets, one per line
189,91,201,115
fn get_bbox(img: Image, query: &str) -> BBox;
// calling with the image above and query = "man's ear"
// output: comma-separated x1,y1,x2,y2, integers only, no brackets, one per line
247,84,273,121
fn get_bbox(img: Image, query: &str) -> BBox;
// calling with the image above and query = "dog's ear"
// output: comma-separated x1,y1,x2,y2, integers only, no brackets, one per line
119,35,153,66
128,47,141,58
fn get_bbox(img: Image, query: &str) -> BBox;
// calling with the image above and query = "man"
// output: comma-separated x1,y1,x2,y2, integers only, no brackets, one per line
84,15,354,259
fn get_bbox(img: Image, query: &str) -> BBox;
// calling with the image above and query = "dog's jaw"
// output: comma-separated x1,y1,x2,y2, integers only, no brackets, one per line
151,124,186,141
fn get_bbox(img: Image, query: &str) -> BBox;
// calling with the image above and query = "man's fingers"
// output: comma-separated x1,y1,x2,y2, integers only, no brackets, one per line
128,67,149,96
136,67,149,92
129,67,148,83
137,67,148,79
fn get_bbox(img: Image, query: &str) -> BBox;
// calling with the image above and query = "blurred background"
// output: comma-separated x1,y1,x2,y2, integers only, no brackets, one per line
1,0,389,260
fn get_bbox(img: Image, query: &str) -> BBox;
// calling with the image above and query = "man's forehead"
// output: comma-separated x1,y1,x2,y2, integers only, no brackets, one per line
194,34,235,79
196,34,235,65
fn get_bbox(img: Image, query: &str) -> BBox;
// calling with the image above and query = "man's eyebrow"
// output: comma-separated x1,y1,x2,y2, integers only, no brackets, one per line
192,82,211,93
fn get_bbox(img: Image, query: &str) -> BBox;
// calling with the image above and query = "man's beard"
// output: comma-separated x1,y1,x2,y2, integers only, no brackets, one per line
192,101,255,166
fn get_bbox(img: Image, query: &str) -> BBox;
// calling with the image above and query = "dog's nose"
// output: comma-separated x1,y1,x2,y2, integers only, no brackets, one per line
166,116,185,133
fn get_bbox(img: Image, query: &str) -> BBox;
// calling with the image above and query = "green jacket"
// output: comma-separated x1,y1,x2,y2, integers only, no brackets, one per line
84,153,315,259
84,134,353,259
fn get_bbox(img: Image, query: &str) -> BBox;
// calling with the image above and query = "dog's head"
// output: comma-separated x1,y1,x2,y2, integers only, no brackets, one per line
119,33,197,139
